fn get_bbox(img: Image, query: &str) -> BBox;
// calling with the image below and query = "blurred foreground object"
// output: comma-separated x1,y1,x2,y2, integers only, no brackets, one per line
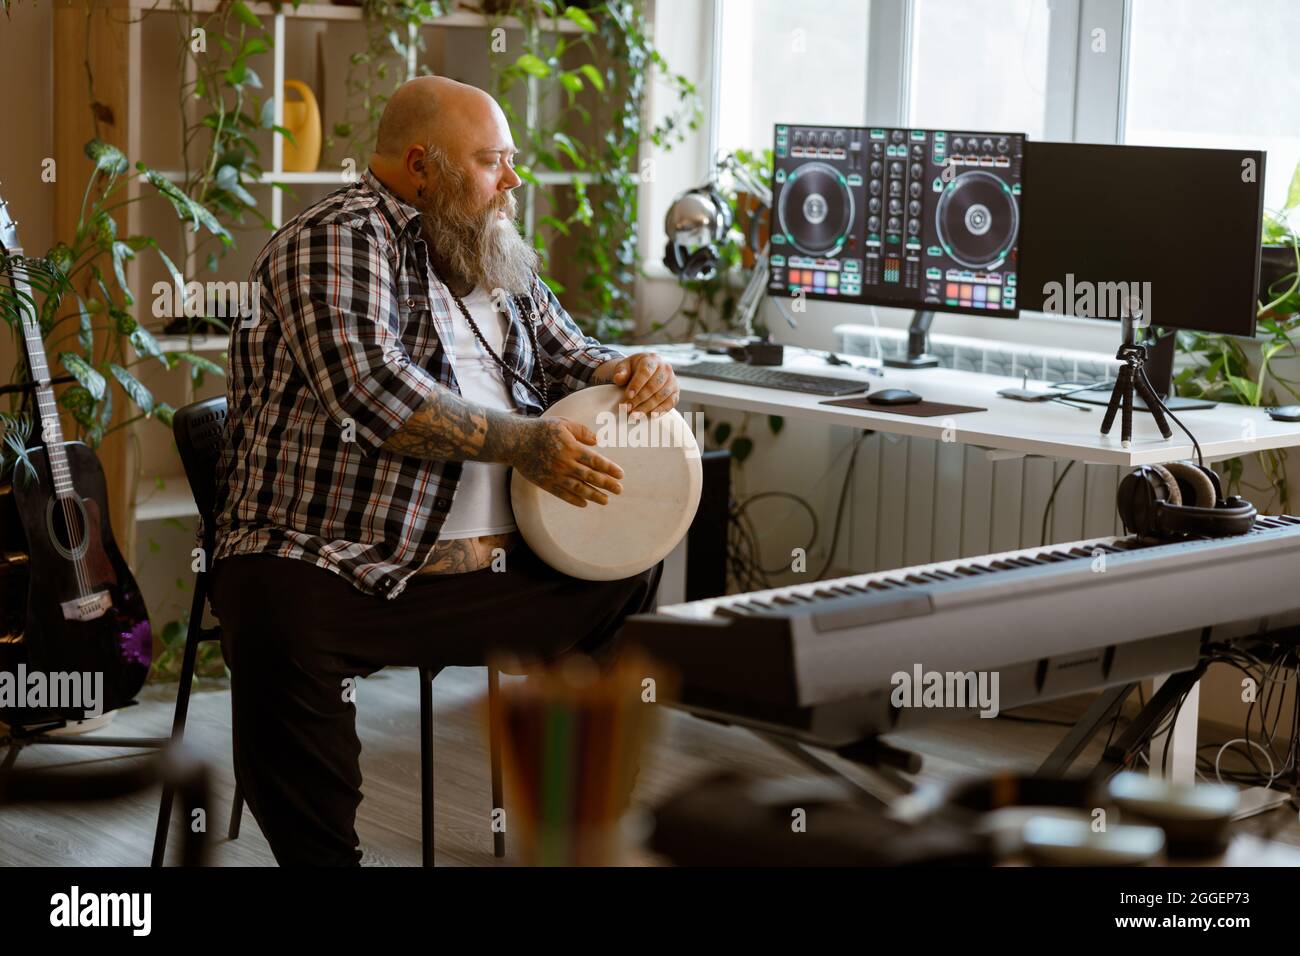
487,650,671,866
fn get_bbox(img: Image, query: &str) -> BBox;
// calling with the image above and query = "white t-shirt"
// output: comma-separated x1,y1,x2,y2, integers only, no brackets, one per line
437,286,518,539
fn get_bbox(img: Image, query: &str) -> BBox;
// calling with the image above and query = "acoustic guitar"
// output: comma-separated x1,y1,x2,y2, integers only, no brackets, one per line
0,194,150,723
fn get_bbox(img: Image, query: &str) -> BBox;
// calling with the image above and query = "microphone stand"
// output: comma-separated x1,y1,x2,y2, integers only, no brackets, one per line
1099,309,1173,448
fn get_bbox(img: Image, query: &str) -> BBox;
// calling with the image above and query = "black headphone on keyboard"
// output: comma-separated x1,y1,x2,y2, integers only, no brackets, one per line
1116,460,1256,539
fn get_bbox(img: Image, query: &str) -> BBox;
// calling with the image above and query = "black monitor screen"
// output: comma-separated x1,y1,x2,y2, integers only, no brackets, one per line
1018,141,1265,337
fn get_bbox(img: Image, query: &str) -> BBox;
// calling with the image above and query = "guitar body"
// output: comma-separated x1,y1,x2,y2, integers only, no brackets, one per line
7,441,150,720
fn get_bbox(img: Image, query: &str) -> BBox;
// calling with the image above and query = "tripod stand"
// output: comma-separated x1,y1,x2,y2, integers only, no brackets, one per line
1100,312,1173,447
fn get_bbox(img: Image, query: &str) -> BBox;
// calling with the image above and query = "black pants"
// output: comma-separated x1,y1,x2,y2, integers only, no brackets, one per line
209,544,662,866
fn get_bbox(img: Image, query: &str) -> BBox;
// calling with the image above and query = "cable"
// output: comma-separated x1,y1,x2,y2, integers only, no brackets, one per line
1137,363,1204,467
813,431,870,579
732,490,819,576
1040,460,1076,546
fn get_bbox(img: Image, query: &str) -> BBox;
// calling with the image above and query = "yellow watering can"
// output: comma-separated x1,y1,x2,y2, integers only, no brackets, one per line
282,79,322,173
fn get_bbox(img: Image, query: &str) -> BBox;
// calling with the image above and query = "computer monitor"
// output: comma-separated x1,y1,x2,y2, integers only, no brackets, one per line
767,125,1026,318
1018,141,1266,338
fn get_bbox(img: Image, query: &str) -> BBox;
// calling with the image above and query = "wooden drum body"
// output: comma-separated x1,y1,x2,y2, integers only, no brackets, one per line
511,385,703,580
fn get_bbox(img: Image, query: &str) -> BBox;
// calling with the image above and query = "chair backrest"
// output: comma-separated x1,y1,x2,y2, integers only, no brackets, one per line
172,396,229,527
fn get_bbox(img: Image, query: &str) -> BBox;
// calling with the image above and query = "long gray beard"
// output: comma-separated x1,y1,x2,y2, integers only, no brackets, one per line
418,189,539,297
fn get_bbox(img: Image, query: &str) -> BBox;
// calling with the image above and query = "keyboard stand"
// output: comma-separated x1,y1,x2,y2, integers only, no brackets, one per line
1037,654,1295,822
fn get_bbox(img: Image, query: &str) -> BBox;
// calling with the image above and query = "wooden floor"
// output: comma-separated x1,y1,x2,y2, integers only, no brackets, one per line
2,668,1298,866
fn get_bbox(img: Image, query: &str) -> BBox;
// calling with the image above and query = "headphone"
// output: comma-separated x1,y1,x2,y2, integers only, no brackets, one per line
1116,460,1257,539
662,183,733,282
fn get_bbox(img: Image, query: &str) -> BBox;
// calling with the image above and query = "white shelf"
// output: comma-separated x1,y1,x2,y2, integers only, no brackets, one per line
135,479,200,522
155,169,598,186
151,332,230,353
127,0,585,32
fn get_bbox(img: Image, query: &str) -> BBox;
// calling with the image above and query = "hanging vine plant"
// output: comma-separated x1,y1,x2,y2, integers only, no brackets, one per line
332,0,450,163
488,0,701,340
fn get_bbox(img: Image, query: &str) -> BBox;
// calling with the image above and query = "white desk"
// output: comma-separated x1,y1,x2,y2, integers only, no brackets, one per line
642,343,1300,467
633,343,1300,790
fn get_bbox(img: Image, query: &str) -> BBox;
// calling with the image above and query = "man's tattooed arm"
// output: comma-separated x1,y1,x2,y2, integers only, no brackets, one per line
382,382,528,464
381,383,626,508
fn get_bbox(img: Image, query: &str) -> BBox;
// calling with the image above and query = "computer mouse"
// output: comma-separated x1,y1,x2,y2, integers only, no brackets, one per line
1268,405,1300,422
867,388,923,406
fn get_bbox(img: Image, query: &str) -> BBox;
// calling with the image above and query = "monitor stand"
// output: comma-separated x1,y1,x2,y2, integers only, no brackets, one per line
883,310,940,369
1069,330,1216,411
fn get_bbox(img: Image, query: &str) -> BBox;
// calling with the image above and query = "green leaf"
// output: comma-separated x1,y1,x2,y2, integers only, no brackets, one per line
730,436,753,464
243,35,271,57
231,0,262,30
111,240,135,305
551,131,584,169
75,296,93,352
177,351,225,376
154,402,176,428
1279,159,1300,214
139,166,233,245
109,363,153,414
768,415,784,435
559,71,583,93
515,53,551,78
216,164,258,207
577,63,605,93
539,214,571,236
130,325,168,364
563,5,596,31
714,422,732,444
59,353,107,401
84,139,128,176
260,97,275,129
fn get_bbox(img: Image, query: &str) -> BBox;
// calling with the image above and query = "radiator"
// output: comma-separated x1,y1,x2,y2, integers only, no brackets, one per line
838,326,1129,571
845,433,1128,573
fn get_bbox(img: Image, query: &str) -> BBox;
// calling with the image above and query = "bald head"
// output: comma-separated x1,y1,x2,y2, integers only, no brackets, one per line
374,76,498,158
368,77,519,208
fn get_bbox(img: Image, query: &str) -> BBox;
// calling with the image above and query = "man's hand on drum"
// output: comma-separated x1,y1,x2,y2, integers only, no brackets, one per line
512,418,624,508
605,352,680,416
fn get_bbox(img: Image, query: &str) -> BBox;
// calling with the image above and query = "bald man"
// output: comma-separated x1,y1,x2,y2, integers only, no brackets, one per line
205,77,679,865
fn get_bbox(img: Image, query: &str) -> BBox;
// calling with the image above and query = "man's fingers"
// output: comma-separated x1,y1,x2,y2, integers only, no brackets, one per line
576,449,624,480
564,477,608,505
631,378,677,414
624,358,658,402
573,465,622,495
647,391,679,415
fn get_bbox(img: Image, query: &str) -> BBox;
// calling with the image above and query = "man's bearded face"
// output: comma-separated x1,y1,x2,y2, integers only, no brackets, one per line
416,146,539,296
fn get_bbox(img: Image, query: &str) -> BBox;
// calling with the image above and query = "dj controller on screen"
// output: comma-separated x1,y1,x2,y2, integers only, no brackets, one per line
768,125,1025,317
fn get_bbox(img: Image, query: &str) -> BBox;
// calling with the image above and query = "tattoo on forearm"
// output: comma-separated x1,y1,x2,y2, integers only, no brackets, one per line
382,383,526,464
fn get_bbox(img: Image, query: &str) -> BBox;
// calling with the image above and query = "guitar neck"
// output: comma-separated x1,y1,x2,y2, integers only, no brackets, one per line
9,243,75,499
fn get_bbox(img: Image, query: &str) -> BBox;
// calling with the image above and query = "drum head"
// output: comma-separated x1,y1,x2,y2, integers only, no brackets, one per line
511,385,703,581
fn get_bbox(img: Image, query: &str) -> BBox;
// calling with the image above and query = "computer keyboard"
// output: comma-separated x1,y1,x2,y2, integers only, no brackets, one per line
675,361,869,396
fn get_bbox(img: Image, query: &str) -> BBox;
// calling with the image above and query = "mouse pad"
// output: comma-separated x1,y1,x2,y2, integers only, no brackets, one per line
819,396,988,417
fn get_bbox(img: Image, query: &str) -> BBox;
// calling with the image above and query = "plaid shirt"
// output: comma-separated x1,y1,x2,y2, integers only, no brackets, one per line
206,169,625,600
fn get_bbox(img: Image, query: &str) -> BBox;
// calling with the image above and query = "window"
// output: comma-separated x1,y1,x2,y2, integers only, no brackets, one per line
715,0,871,156
1124,0,1300,227
907,0,1051,139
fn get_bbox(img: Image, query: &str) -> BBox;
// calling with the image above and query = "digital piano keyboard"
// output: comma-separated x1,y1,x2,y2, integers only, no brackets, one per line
621,516,1300,745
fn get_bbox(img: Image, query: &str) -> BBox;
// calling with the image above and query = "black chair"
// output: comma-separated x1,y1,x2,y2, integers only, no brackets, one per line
151,396,505,866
